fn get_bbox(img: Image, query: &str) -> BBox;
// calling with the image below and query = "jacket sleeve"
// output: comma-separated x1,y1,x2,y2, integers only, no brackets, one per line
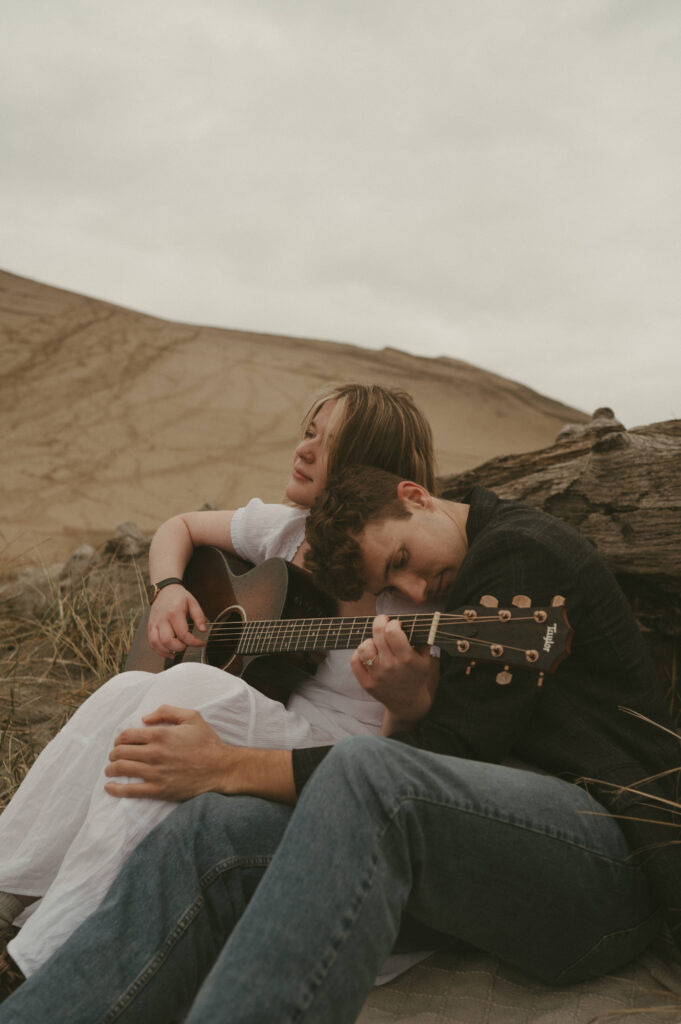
291,745,332,794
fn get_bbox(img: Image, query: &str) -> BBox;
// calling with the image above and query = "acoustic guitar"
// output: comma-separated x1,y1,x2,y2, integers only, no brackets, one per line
125,546,572,703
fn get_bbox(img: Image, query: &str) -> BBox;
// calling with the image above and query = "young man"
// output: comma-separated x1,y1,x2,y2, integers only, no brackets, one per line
301,466,681,946
1,468,679,1023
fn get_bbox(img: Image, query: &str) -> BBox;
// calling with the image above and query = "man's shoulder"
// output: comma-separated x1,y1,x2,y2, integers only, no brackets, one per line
468,486,591,553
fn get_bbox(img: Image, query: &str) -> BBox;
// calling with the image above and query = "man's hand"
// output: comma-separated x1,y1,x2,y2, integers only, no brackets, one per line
105,706,227,801
352,615,440,730
147,586,207,658
104,706,297,804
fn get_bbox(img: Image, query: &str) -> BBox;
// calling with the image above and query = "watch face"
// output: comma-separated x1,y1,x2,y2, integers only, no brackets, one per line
147,583,158,604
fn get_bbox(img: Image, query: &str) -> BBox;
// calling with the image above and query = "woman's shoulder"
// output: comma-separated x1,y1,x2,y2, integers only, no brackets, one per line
231,498,307,564
236,496,307,521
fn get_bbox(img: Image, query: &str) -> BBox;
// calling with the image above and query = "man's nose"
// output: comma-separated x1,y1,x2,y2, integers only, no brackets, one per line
401,576,428,605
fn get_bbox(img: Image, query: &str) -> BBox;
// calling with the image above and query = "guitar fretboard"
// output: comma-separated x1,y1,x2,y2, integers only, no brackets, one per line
237,614,435,655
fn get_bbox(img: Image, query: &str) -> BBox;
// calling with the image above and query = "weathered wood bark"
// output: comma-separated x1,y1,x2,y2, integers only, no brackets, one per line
439,410,681,710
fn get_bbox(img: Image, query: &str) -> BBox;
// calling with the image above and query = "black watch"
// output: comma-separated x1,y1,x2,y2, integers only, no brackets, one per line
147,577,185,605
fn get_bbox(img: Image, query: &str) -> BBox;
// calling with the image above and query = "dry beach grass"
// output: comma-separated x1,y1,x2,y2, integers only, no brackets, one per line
0,549,144,810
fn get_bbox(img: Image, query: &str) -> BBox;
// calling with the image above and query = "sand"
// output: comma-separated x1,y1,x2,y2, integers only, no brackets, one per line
0,270,588,568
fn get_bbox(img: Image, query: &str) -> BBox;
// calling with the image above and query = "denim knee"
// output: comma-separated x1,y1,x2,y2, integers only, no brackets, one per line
310,736,405,813
162,792,228,842
127,794,232,877
318,735,395,778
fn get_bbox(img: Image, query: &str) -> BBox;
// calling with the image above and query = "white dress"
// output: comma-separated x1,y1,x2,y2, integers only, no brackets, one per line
1,501,436,977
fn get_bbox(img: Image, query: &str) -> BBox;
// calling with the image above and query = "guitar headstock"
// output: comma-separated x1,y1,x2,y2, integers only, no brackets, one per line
434,594,572,686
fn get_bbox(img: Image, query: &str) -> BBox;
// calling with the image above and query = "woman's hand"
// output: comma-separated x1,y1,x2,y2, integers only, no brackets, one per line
351,615,440,730
146,509,236,657
147,585,207,658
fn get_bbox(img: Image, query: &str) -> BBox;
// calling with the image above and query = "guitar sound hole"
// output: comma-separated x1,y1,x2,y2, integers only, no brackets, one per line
204,609,243,670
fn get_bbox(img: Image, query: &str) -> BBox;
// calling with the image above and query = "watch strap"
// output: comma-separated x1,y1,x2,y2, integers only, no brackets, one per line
148,577,185,604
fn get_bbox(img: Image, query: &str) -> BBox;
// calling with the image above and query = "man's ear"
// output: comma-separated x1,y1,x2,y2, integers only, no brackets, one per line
396,480,433,510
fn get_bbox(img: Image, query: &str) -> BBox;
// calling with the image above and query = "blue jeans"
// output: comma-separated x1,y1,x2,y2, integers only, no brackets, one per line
1,737,661,1023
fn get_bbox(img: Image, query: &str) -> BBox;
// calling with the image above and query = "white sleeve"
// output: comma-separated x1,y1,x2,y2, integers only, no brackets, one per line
230,498,307,564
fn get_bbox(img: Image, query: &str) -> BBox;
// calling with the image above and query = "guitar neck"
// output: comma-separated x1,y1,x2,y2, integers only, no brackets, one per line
238,614,434,656
204,588,571,677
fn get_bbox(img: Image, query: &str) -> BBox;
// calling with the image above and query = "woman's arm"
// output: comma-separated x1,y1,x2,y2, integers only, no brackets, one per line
147,511,235,658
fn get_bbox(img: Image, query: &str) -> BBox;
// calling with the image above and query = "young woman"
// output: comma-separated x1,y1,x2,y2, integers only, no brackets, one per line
0,383,439,980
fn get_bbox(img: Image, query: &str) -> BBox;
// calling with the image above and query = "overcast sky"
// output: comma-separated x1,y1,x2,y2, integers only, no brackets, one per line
2,0,679,428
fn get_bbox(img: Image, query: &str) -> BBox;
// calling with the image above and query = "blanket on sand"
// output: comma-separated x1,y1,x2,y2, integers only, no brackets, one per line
360,941,681,1024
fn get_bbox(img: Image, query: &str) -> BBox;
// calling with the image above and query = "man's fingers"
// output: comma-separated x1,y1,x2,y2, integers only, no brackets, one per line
107,742,159,765
111,708,200,750
356,639,378,665
142,705,198,726
110,726,154,748
384,618,411,656
104,780,162,799
372,615,408,661
355,614,386,664
105,757,155,778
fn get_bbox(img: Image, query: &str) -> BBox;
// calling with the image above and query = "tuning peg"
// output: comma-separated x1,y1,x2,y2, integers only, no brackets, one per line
465,660,477,676
480,595,499,607
536,672,545,688
551,595,566,607
512,595,531,607
496,668,512,685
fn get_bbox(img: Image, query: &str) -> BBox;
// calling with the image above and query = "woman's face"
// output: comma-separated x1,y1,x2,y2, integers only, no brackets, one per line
285,399,338,508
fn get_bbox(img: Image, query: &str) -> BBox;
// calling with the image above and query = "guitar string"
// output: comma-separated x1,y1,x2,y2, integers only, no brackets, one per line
196,623,552,650
199,621,550,644
184,614,554,659
191,633,536,659
199,612,548,636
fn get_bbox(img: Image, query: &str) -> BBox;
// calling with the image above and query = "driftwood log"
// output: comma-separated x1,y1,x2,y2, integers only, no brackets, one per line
439,409,681,713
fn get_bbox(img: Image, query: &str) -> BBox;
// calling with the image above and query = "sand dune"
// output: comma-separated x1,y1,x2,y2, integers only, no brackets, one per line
0,270,588,566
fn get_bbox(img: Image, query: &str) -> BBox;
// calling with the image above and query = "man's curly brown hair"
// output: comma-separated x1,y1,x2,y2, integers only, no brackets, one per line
304,466,412,601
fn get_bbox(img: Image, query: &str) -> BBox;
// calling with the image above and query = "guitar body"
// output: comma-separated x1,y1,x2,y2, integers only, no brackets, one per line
125,547,336,704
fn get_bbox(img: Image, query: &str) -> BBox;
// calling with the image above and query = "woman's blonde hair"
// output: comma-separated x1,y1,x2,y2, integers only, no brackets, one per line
300,383,435,491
